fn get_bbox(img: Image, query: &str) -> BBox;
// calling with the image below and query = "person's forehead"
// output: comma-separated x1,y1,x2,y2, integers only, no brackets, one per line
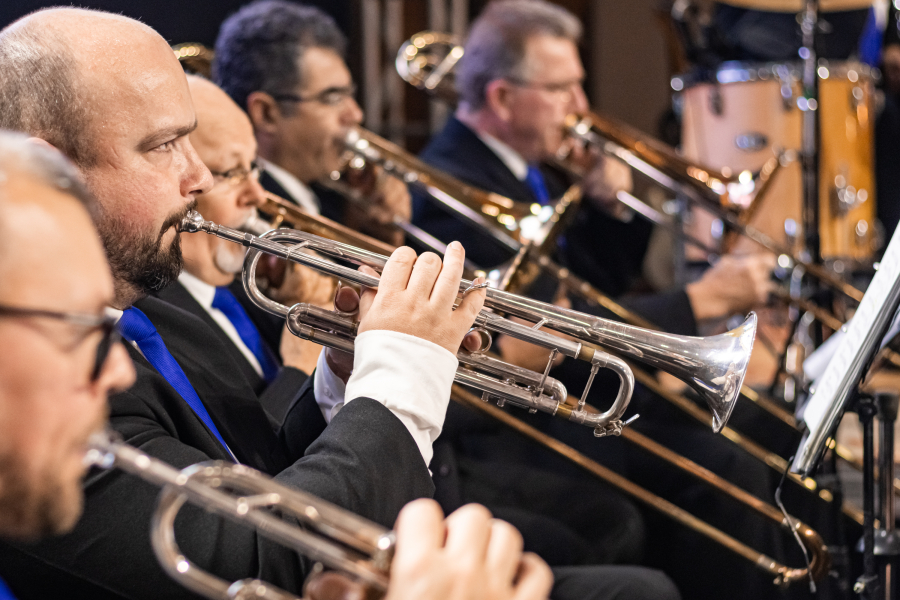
80,42,196,145
0,178,113,311
190,81,257,166
523,35,583,79
297,47,353,90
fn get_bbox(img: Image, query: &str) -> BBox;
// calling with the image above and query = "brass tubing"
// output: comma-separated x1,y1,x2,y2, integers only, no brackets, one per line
450,385,831,587
626,362,865,525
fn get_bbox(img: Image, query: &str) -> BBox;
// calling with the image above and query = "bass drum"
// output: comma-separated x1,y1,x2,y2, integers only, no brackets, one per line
676,60,877,264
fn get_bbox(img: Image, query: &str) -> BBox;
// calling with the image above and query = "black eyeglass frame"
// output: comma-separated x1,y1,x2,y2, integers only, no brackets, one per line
0,304,120,382
208,160,262,188
270,83,358,108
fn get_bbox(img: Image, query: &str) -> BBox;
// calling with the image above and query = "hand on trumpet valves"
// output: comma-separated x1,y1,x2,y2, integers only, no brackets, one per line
685,253,777,321
386,500,553,600
324,244,488,382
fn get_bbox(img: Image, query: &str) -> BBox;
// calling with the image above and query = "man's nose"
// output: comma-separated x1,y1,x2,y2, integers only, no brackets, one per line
242,174,268,209
183,141,214,198
342,97,364,126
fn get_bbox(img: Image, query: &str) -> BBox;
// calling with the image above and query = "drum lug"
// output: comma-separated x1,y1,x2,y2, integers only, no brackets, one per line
708,86,723,116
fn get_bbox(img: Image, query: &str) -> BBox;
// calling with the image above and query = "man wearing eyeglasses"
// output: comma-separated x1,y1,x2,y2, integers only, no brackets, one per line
162,74,329,404
214,0,411,247
0,132,137,596
0,131,557,600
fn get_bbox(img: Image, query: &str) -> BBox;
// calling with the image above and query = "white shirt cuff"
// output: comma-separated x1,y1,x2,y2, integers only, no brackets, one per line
313,349,348,422
344,330,457,466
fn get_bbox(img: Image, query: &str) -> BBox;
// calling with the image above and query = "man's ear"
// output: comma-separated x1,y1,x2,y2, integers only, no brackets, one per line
246,91,282,134
484,79,513,123
26,137,86,179
26,137,58,152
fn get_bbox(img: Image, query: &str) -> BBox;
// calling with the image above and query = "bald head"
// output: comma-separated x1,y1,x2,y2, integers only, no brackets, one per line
188,75,256,159
1,8,213,308
0,8,184,168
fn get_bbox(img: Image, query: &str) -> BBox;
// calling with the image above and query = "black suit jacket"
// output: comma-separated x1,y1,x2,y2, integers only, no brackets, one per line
156,280,309,424
0,296,432,600
412,116,697,336
259,169,345,226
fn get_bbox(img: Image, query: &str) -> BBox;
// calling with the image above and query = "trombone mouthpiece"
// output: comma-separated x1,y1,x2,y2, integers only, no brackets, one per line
180,210,206,233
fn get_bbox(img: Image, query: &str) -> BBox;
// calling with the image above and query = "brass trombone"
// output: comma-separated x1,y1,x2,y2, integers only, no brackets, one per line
395,30,865,307
85,430,392,600
186,207,829,588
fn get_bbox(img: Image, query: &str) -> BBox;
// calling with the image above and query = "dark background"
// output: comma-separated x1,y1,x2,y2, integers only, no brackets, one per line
0,1,674,145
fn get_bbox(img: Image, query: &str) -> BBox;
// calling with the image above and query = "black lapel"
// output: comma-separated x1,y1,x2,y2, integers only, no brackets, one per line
260,169,297,205
133,296,290,471
422,117,539,204
156,281,265,393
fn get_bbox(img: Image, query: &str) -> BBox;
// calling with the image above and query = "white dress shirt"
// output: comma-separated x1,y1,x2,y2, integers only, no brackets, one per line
178,271,264,377
313,330,457,467
475,130,529,181
258,158,321,215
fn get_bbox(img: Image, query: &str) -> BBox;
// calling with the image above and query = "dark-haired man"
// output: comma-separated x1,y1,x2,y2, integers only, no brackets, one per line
0,8,488,598
214,0,410,246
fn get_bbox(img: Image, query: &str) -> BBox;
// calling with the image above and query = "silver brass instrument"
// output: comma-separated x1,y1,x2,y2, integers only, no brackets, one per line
84,431,392,600
181,211,757,434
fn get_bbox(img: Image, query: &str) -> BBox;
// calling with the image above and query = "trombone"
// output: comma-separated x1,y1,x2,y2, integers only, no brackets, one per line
182,209,757,436
186,207,829,588
85,430,392,600
396,30,864,307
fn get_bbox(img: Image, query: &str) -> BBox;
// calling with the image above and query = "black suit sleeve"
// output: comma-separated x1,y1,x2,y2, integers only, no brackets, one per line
0,301,435,600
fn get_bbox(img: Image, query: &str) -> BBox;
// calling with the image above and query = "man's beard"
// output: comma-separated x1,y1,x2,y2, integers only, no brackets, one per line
0,407,107,540
0,453,83,539
99,204,194,295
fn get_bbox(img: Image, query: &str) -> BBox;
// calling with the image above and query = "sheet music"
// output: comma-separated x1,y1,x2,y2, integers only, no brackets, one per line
792,228,900,476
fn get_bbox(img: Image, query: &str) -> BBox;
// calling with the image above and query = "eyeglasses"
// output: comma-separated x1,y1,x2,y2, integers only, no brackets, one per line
209,160,262,189
0,304,120,382
505,77,584,97
271,84,358,108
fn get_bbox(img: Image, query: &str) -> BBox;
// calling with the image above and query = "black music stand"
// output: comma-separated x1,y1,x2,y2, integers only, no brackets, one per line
792,222,900,598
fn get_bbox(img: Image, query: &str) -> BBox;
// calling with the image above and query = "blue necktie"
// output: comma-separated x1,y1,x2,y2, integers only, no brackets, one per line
0,577,16,600
212,287,279,383
118,307,233,457
525,165,551,205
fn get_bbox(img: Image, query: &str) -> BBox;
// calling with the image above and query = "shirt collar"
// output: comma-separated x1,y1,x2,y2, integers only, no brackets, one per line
178,270,216,310
473,130,529,181
258,157,321,215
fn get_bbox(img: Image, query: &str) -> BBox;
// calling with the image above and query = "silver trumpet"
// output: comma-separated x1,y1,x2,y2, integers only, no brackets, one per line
181,211,757,435
84,430,393,600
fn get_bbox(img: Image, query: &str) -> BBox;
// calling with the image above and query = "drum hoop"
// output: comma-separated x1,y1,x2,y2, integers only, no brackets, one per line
672,60,877,92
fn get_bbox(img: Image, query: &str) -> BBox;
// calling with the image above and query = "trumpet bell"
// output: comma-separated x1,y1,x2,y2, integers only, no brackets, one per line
678,312,757,433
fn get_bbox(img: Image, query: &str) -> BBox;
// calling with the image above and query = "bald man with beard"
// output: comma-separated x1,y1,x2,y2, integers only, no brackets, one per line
0,8,490,598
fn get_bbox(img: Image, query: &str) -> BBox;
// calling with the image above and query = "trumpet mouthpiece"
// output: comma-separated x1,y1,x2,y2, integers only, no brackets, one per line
180,210,206,233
